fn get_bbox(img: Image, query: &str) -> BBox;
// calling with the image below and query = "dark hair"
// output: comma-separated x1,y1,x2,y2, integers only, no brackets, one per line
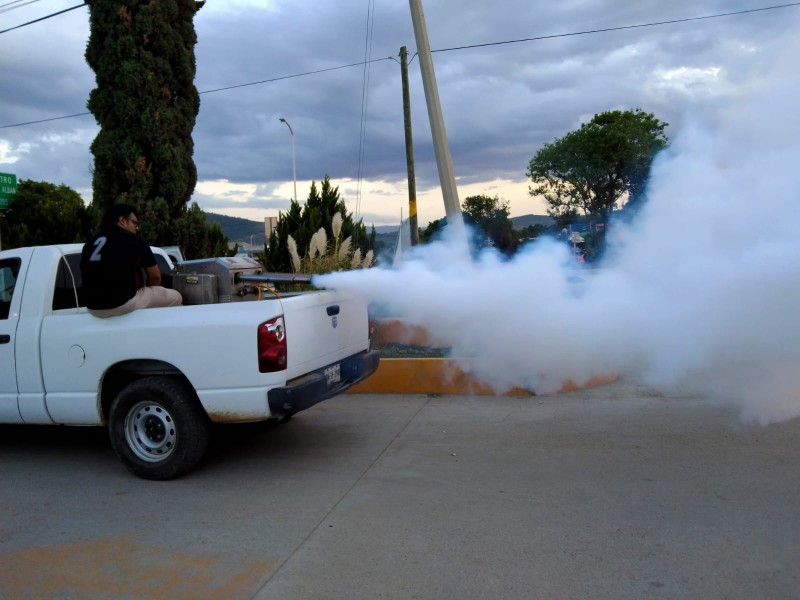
102,203,138,228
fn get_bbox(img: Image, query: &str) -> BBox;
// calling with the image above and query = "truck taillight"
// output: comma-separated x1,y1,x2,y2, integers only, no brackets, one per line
258,317,287,372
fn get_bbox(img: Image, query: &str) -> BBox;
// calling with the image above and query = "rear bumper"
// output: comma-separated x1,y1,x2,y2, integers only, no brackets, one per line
268,350,380,416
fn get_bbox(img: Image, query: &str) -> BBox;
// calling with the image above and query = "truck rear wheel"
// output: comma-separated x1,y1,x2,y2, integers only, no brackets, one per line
108,376,210,480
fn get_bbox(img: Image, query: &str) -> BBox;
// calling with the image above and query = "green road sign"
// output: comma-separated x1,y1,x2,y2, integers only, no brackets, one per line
0,172,17,210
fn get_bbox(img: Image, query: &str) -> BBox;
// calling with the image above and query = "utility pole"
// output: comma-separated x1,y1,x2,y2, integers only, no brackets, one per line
408,0,464,233
399,46,419,246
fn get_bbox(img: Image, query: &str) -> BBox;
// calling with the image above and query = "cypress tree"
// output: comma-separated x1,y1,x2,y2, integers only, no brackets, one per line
85,0,204,245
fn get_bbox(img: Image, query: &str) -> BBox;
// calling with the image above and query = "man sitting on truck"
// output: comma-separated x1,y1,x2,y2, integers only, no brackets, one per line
81,203,182,317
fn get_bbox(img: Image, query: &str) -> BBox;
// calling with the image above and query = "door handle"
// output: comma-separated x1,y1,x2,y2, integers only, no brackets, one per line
0,335,9,344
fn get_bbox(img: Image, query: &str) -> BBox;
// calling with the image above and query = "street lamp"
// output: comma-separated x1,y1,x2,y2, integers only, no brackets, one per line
279,117,297,202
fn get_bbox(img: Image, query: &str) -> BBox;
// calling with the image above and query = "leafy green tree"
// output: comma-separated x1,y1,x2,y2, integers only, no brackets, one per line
527,109,668,225
579,229,605,263
419,217,446,243
419,196,517,254
207,222,235,257
175,202,236,259
517,223,550,244
0,180,89,249
461,194,517,254
84,0,204,246
262,175,374,272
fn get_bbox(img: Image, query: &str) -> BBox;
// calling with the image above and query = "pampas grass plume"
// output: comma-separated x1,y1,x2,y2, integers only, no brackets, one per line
332,213,343,240
287,235,301,272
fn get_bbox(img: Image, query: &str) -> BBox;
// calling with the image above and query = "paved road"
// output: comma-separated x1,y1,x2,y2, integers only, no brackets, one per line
1,381,798,599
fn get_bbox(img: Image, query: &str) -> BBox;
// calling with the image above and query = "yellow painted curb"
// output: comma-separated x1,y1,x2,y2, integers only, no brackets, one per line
357,319,619,395
348,357,619,396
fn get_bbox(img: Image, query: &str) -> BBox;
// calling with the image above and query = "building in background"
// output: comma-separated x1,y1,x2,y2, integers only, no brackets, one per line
264,216,278,241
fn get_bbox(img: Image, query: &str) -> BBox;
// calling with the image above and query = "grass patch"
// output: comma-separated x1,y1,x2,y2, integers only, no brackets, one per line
374,343,449,358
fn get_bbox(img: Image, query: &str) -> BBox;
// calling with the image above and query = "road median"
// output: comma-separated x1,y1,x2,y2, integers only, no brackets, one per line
348,319,618,395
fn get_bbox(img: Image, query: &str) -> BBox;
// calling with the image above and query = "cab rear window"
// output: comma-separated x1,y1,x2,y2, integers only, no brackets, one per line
53,254,84,310
0,258,21,320
52,252,174,311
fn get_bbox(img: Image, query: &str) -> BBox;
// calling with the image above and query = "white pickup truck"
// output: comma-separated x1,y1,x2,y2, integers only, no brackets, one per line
0,244,379,480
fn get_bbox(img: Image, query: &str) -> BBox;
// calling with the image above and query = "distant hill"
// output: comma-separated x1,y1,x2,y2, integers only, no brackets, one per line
510,214,556,229
205,212,267,243
376,215,556,234
205,211,557,245
206,212,401,242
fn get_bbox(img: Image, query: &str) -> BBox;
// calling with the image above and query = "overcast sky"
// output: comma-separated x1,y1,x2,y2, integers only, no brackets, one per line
1,0,798,227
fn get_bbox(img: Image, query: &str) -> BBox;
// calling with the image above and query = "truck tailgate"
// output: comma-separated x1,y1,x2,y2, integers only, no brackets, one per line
281,290,370,380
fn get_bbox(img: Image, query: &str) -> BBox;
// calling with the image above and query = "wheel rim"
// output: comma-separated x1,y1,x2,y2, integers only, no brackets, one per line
124,400,177,463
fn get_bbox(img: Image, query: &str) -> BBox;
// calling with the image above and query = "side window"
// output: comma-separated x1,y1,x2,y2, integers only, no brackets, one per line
0,258,21,320
52,254,85,310
154,254,174,289
154,254,172,274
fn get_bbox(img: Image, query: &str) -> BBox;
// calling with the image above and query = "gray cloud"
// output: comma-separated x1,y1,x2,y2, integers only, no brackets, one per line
1,0,798,224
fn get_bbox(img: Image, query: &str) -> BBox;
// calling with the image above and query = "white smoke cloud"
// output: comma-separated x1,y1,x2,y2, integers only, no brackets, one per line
316,42,800,424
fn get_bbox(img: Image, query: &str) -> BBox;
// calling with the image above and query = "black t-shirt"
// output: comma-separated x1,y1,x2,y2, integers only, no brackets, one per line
80,226,157,310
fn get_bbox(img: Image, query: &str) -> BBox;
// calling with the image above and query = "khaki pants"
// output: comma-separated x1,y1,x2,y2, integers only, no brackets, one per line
88,286,182,318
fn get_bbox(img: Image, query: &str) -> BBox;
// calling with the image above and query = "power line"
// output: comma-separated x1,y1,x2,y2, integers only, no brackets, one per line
0,0,44,15
355,0,377,233
2,2,799,129
0,58,396,130
0,2,84,35
0,112,91,129
431,2,800,53
199,58,393,95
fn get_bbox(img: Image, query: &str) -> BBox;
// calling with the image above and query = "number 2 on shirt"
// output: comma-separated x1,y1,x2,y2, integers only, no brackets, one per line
90,236,107,262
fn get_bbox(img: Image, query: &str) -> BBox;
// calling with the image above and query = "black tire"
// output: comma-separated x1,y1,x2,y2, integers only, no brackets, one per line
108,376,210,480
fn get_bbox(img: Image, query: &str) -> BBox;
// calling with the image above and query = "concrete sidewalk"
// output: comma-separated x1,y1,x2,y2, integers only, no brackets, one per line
256,383,800,599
